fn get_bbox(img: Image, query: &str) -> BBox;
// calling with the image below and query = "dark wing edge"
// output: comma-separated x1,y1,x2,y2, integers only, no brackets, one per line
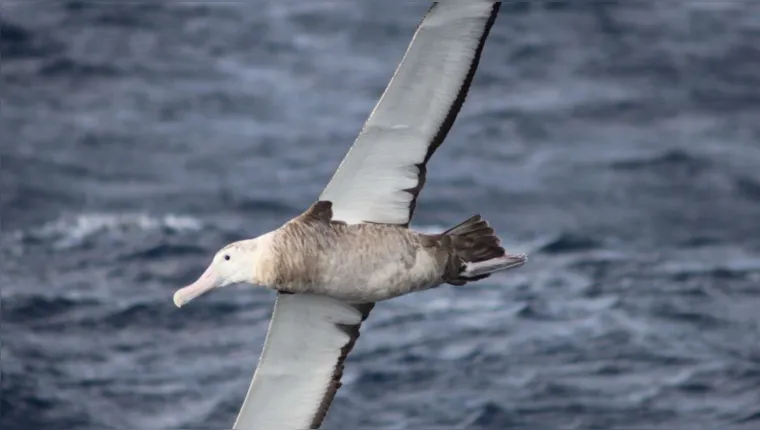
403,2,501,225
308,302,376,429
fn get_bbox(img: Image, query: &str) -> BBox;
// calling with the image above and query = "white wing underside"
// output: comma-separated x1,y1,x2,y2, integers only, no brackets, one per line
320,0,501,225
233,294,370,429
233,2,500,429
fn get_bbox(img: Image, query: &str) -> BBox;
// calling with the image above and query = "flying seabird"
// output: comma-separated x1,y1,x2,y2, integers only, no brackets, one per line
173,2,525,429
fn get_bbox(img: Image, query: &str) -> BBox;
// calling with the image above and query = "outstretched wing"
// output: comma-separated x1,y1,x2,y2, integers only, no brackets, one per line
233,2,500,429
321,1,501,226
233,294,373,429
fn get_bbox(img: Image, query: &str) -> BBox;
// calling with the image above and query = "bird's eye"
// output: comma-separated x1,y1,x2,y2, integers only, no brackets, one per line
224,255,230,261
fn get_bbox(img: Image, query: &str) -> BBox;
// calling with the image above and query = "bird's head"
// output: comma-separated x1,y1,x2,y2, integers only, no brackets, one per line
173,235,268,308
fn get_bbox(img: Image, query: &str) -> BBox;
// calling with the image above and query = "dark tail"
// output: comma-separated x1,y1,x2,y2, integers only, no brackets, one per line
439,215,527,286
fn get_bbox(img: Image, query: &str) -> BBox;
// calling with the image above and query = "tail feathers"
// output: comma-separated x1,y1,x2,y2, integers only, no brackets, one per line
461,254,528,279
442,214,489,236
443,214,503,264
440,214,526,286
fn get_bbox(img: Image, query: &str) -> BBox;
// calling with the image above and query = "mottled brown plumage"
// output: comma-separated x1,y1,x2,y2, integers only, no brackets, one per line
256,201,513,303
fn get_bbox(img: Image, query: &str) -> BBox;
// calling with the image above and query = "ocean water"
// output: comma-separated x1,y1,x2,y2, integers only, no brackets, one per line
3,1,760,429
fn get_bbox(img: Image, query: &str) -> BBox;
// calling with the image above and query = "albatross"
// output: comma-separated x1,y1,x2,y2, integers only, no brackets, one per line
173,2,525,428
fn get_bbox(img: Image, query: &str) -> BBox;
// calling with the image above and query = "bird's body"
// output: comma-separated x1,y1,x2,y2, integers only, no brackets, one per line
261,211,443,303
265,221,441,303
252,201,525,303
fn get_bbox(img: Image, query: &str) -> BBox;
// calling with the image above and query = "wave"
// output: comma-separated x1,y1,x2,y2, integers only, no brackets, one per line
0,17,62,60
3,295,101,325
538,233,601,254
18,212,202,250
609,149,710,174
38,56,121,78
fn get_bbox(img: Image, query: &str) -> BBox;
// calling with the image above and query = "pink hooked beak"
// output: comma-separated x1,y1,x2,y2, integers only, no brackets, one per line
173,264,220,308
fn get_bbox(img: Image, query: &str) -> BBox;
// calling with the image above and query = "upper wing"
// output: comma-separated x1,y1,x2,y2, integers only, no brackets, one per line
320,1,501,226
233,294,373,429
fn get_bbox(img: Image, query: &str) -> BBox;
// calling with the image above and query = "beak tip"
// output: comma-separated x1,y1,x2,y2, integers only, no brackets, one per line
173,292,185,308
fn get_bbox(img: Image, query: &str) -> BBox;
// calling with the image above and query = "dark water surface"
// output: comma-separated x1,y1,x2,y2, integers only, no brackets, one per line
3,1,760,429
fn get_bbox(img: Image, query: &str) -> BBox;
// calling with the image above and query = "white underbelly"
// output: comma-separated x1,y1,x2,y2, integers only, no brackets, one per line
313,248,441,303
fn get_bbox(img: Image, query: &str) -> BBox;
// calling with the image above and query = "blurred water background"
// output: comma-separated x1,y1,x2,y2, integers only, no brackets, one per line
3,1,760,429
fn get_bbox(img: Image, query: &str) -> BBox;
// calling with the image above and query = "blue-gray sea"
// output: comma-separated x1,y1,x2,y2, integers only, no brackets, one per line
3,1,760,429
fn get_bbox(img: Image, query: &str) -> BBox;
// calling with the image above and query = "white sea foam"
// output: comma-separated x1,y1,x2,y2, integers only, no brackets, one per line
25,213,203,249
